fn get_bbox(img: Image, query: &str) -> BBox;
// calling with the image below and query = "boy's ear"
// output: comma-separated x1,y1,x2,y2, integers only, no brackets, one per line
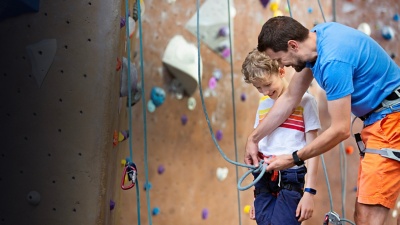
279,68,285,77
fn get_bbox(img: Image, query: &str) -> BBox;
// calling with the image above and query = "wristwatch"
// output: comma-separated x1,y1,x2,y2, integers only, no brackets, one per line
292,150,304,166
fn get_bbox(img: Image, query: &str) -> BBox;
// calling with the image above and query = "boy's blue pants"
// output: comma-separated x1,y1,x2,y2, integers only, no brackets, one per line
253,167,306,225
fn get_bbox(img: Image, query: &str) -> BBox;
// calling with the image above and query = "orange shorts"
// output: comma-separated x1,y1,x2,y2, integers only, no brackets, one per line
357,112,400,209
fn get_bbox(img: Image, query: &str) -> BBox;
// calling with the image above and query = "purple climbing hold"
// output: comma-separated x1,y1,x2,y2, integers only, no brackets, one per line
110,200,116,210
120,17,126,28
221,48,230,58
240,93,246,102
216,130,223,141
202,208,209,219
208,77,217,90
218,26,229,37
260,0,270,8
158,165,165,174
181,115,188,125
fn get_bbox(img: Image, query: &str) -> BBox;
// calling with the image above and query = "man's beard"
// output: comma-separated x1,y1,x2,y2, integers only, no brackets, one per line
293,61,306,72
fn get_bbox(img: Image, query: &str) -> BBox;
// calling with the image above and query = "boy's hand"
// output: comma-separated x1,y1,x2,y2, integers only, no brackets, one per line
249,204,256,220
296,192,314,222
244,138,261,167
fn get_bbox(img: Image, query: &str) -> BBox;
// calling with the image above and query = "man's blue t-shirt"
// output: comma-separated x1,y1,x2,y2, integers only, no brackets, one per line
306,22,400,118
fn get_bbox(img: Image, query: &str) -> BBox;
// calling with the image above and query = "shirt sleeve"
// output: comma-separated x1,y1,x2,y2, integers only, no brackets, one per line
302,93,321,133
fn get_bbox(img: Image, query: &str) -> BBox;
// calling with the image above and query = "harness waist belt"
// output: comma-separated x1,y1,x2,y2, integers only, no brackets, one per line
359,86,400,121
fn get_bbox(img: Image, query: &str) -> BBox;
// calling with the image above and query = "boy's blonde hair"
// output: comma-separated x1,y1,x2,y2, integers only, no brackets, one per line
241,48,280,84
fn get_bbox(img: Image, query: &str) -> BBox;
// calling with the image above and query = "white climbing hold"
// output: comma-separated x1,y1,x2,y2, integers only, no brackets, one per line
357,23,371,36
147,100,156,112
392,209,398,218
216,167,229,181
26,39,57,88
188,97,196,110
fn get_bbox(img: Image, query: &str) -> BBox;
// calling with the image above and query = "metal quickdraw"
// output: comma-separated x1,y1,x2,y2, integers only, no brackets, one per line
121,161,137,190
323,211,341,225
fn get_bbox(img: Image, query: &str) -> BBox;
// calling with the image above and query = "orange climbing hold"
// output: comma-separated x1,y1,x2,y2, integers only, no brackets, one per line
113,130,119,147
116,57,122,71
345,145,354,155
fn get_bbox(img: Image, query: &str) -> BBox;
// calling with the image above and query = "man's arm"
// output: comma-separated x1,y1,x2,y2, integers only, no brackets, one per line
244,68,314,167
266,95,352,170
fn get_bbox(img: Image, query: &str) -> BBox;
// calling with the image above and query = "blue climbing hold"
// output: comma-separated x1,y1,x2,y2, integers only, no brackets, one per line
393,13,399,22
150,87,166,107
144,182,152,191
152,207,160,215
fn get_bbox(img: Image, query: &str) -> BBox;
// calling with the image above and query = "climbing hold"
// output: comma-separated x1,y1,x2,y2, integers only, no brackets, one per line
188,97,196,110
345,146,354,155
121,159,127,166
26,191,41,206
397,201,400,209
269,2,279,12
307,7,313,13
240,93,246,101
357,22,371,36
259,0,270,8
381,26,395,40
212,69,222,81
390,53,396,59
110,200,116,210
127,81,142,107
202,208,209,219
120,57,139,97
181,114,188,125
147,100,156,113
116,57,122,71
353,186,357,192
152,207,160,216
221,47,231,58
120,17,126,28
128,16,136,38
218,26,229,37
244,205,251,214
208,77,217,90
392,209,398,218
150,87,166,107
158,165,165,174
273,10,283,17
394,13,399,22
216,130,223,141
113,130,119,147
26,39,57,88
216,167,229,181
118,130,129,142
144,182,152,191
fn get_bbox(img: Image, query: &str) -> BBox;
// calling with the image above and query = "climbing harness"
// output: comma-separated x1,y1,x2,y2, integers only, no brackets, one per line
352,88,400,162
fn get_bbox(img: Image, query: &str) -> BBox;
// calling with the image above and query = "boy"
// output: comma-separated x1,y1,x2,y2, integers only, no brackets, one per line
242,49,321,225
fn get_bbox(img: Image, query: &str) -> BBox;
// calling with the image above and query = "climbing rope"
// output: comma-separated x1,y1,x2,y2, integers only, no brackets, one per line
137,0,153,224
124,0,142,224
226,0,242,224
195,0,267,192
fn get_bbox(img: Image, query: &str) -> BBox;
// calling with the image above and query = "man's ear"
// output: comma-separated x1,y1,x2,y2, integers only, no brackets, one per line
287,40,298,51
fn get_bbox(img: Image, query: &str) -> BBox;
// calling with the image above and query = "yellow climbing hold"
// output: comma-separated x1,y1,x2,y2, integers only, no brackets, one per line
273,10,283,17
270,2,279,12
244,205,251,214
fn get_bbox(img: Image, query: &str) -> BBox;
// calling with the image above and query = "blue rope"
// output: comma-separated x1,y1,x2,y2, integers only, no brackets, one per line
195,0,266,192
124,0,141,224
137,0,153,224
226,0,242,224
286,0,293,18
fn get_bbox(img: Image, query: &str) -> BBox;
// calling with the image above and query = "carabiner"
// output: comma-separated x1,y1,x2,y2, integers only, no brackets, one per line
323,211,342,225
121,162,137,190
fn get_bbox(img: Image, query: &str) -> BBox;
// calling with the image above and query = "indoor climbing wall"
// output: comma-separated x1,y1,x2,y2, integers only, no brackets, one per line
1,0,399,225
115,0,400,225
0,0,123,224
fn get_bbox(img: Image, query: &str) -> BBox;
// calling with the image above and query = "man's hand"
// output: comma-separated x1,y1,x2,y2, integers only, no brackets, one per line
296,192,315,222
265,154,294,172
244,138,261,167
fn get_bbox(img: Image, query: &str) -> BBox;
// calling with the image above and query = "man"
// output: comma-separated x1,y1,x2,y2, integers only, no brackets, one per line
244,16,400,225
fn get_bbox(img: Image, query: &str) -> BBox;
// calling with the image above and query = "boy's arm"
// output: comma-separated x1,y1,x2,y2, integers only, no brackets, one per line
244,68,314,167
296,129,319,222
